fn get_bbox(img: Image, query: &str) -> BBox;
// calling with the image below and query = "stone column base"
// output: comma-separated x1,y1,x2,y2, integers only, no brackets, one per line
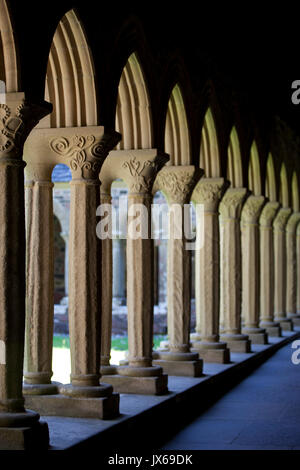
0,420,49,450
275,318,294,331
102,374,168,395
153,359,203,376
24,393,120,419
23,381,61,395
190,342,230,364
100,365,118,375
265,326,282,337
220,334,251,353
245,332,268,344
287,314,300,327
153,351,202,376
241,328,268,345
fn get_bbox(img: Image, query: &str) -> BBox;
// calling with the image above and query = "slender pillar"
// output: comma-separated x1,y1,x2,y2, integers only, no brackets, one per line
153,165,203,376
297,223,300,315
60,232,69,298
273,207,293,330
55,133,120,401
100,192,116,375
259,201,281,336
0,95,51,449
219,188,251,352
101,150,169,394
240,195,267,344
112,237,126,305
286,212,300,326
190,177,230,363
23,170,59,394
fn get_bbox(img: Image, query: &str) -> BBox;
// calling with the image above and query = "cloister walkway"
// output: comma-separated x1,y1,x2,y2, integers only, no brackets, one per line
161,341,300,450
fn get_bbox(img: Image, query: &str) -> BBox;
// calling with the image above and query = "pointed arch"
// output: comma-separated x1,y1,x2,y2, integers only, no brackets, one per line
265,153,277,202
279,163,289,208
292,171,299,212
0,0,18,92
227,127,243,187
115,52,152,150
43,9,97,128
248,141,262,195
199,107,220,176
164,84,190,165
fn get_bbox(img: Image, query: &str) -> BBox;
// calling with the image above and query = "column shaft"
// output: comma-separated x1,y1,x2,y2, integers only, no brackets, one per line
24,179,58,393
286,212,300,324
259,202,281,336
241,195,267,344
219,188,251,352
190,178,230,363
273,208,293,330
100,193,115,374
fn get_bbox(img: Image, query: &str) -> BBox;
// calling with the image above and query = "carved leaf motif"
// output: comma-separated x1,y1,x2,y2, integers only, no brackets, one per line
122,157,156,192
194,182,223,203
156,170,196,202
49,134,106,178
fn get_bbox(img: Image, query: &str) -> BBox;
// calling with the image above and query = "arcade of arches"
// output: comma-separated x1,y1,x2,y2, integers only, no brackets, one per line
0,0,300,450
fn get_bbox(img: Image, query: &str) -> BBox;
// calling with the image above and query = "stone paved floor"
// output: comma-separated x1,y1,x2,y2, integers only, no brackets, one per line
161,340,300,450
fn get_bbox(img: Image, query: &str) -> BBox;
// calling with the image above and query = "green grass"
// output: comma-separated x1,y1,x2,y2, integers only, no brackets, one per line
53,334,167,351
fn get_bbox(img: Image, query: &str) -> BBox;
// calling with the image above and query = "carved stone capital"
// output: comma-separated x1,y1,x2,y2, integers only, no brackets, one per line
241,195,265,224
259,201,280,227
273,207,292,232
219,187,248,219
122,152,168,194
50,131,120,180
191,177,228,211
24,127,120,181
286,212,300,233
0,94,52,160
153,165,203,204
100,149,169,194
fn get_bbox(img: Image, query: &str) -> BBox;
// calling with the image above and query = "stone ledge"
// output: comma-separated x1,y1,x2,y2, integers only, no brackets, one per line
43,330,300,451
24,393,120,420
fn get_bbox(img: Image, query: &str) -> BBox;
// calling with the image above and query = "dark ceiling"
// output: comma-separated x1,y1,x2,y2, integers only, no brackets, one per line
8,0,300,136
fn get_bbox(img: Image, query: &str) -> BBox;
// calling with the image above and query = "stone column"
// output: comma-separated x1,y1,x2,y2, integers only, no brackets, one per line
100,192,116,375
190,177,230,363
286,212,300,326
23,167,59,395
273,207,293,330
0,95,51,449
297,222,300,315
112,237,126,305
219,188,251,352
152,165,204,376
49,133,120,405
259,201,281,336
240,195,267,344
102,150,169,394
60,233,69,298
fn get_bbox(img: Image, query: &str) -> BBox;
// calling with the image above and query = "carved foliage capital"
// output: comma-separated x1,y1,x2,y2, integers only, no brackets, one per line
259,201,280,227
122,153,168,194
49,131,120,180
0,100,51,159
219,188,248,219
241,195,265,224
273,208,292,231
192,177,226,210
286,212,300,233
153,166,202,204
